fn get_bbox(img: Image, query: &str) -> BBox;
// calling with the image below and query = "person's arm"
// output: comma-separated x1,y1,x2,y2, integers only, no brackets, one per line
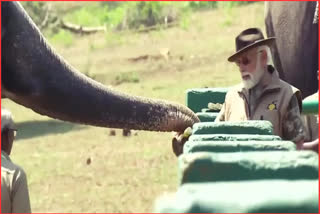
282,95,306,147
214,103,226,122
301,138,318,153
12,167,32,213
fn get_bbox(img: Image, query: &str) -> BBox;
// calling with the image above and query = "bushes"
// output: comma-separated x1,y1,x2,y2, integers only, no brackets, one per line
22,2,256,32
20,2,48,27
49,29,74,47
188,1,218,10
103,2,186,31
125,2,177,28
64,6,104,26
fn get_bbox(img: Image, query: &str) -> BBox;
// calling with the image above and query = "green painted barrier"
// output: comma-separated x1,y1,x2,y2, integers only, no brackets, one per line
302,99,319,115
186,88,228,113
179,151,318,183
192,120,273,135
195,112,219,122
183,140,296,153
189,134,282,141
154,180,318,213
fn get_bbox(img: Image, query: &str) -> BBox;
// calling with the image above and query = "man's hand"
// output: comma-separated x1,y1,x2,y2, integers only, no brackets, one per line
301,139,319,153
172,127,192,157
296,139,319,153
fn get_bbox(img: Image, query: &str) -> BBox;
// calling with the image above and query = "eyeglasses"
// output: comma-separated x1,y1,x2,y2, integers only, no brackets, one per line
236,50,263,66
236,56,250,66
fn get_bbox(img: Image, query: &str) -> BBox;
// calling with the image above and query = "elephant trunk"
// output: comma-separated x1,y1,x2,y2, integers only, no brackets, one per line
2,2,200,132
7,77,200,132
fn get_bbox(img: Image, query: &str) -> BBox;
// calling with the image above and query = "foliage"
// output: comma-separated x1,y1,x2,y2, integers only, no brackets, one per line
124,2,176,29
103,6,127,30
22,1,257,40
188,1,253,10
20,2,48,26
63,5,106,26
63,1,188,30
49,29,74,47
188,1,218,10
218,1,254,8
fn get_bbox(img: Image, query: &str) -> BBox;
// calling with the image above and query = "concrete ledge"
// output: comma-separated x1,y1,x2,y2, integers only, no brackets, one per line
189,134,282,141
200,108,220,113
186,88,228,113
195,112,219,122
179,151,318,183
192,120,274,135
154,180,318,213
183,140,296,153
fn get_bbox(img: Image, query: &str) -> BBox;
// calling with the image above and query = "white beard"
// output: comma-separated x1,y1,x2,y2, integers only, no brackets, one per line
242,55,265,89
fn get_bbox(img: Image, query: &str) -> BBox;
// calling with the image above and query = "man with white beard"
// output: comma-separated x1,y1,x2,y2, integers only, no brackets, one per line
215,28,305,146
172,28,309,156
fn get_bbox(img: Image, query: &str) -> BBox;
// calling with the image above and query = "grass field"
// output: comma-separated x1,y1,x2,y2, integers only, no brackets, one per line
2,2,265,213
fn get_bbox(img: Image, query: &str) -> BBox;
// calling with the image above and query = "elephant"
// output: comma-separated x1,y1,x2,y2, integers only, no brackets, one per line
1,2,200,132
265,1,318,99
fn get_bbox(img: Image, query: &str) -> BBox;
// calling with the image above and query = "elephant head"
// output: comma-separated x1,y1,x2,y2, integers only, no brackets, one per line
265,1,318,98
1,2,199,132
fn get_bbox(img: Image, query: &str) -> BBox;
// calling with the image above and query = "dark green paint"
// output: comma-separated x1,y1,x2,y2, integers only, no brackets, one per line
192,120,274,135
179,151,318,183
183,140,296,153
154,180,318,213
186,88,228,113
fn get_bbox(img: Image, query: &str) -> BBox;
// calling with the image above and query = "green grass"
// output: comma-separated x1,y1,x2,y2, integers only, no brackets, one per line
49,29,74,48
63,5,106,26
3,2,265,213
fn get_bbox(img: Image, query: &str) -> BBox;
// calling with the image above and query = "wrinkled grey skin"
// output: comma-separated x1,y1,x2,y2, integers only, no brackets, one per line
265,1,318,99
1,2,199,132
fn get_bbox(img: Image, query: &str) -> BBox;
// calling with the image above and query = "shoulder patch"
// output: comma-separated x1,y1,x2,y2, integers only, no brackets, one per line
267,101,277,111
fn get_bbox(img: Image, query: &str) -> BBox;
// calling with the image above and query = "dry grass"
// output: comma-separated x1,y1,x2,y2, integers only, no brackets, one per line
2,2,265,213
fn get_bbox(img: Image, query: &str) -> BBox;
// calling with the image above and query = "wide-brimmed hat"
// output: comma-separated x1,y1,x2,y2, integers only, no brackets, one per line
228,28,276,62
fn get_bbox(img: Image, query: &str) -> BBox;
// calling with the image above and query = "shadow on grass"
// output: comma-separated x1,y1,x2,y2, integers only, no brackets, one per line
15,120,86,141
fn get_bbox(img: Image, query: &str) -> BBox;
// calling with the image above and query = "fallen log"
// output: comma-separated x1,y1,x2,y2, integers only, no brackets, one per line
60,20,106,35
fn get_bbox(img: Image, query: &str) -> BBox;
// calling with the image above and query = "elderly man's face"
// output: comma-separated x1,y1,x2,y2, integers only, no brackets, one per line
235,48,265,89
